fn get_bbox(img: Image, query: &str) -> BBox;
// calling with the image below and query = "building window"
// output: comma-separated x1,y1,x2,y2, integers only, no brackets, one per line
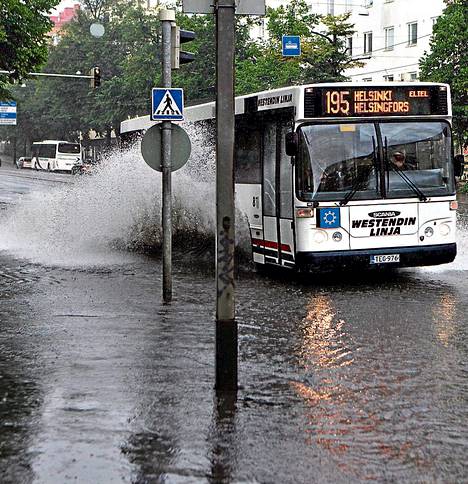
407,22,418,46
363,77,372,82
384,75,394,81
258,18,265,39
409,71,418,81
327,0,334,15
431,16,439,25
364,0,373,6
345,0,352,12
347,37,353,56
385,27,394,50
364,32,373,54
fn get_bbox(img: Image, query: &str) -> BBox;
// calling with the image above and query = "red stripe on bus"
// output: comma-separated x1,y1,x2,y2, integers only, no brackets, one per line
251,238,291,253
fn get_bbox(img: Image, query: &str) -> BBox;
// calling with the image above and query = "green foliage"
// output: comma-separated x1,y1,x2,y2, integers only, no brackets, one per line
420,0,468,146
458,182,468,194
0,0,60,99
1,0,358,149
236,0,361,93
172,13,216,102
7,1,162,146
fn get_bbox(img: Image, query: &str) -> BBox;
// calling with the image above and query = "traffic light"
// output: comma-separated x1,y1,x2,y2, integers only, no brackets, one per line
171,26,196,69
90,66,101,88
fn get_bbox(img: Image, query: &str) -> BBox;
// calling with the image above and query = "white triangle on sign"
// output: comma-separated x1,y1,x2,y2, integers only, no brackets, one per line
154,91,182,117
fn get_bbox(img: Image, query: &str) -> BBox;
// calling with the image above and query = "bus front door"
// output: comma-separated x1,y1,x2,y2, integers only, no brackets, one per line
262,121,295,268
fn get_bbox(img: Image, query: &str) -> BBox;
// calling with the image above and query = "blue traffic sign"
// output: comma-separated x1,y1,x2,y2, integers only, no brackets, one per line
151,88,184,121
282,35,301,57
0,101,17,126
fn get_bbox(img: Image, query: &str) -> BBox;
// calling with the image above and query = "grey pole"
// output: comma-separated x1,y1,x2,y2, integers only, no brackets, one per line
160,9,175,303
215,0,237,392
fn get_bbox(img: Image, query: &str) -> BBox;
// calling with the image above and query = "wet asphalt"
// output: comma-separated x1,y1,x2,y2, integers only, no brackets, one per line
0,162,467,483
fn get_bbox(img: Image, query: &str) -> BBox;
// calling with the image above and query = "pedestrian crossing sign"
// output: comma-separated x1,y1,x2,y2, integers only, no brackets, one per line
151,88,184,121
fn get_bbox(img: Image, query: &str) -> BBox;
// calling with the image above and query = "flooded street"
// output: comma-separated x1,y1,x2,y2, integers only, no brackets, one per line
0,160,467,483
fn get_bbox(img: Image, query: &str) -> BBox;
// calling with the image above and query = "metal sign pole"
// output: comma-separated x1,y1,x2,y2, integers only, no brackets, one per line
160,9,175,303
182,0,263,392
215,0,237,392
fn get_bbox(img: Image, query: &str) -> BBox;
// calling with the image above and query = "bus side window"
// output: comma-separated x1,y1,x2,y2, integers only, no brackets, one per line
263,122,277,217
234,124,261,184
46,144,56,158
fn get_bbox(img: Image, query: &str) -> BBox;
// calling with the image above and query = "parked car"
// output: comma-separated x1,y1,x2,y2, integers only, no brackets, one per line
15,157,33,169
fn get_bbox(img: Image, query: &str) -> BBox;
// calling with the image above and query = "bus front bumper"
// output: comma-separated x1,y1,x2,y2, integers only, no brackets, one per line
296,243,457,271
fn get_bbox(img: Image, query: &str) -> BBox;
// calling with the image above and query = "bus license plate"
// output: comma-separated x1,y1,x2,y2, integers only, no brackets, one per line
370,254,400,264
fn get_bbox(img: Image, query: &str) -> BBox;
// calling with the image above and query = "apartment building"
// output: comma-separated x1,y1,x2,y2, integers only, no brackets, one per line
258,0,445,82
344,0,444,82
49,3,81,44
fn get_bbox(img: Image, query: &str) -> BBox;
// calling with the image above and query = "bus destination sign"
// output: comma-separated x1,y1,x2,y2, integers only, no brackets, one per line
304,86,449,118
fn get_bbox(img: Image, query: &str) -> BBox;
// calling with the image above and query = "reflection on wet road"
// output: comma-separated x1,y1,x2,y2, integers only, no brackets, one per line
0,166,467,482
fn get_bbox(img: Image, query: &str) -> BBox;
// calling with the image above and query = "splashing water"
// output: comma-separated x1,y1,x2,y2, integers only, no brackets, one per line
0,122,466,273
0,125,221,267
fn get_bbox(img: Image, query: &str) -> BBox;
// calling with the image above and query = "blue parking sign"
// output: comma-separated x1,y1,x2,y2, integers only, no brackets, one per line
282,36,301,57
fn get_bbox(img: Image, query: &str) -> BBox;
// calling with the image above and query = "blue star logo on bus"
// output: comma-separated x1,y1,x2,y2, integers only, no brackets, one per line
319,207,340,229
323,211,337,225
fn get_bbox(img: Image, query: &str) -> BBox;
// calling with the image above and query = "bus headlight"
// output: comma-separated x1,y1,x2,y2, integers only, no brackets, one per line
314,230,328,244
332,231,342,242
439,223,451,236
424,227,434,238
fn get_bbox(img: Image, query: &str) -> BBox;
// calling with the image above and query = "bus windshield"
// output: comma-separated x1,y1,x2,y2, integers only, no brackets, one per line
297,123,379,202
296,121,454,201
58,142,81,154
381,121,454,198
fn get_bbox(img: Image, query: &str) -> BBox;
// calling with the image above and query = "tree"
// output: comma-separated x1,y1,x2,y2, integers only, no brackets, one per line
236,0,361,94
2,0,360,149
0,0,60,99
8,1,163,145
420,0,468,148
81,0,112,20
5,1,256,146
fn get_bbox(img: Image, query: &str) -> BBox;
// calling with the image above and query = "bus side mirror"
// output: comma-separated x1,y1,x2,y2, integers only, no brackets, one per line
454,154,464,177
285,132,298,157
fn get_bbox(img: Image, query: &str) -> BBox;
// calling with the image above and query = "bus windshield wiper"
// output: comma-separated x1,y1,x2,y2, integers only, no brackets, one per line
340,136,377,206
384,137,427,202
339,165,374,206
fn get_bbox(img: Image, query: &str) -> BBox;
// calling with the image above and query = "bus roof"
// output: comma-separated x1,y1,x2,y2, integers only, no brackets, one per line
32,140,80,144
121,82,451,134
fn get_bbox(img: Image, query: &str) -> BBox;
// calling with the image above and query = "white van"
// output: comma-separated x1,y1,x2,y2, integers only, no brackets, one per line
31,140,82,173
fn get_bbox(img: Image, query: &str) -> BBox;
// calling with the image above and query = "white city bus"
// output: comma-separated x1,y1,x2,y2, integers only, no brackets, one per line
31,140,82,173
121,83,459,270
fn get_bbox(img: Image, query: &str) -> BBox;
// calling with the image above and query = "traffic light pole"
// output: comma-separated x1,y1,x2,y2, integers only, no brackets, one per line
215,0,237,392
160,9,175,303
